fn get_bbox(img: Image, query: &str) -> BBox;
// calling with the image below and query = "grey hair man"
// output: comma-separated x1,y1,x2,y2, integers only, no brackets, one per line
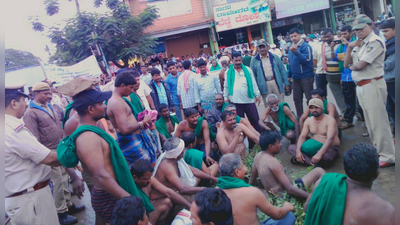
217,153,295,225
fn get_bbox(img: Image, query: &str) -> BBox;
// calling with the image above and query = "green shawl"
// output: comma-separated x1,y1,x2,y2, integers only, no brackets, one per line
194,117,216,142
217,176,252,189
278,102,296,136
62,101,74,129
304,173,347,225
56,125,154,213
221,102,229,112
236,115,241,123
309,99,328,117
155,115,179,139
104,97,135,120
184,148,204,170
227,64,254,99
129,92,145,119
337,37,356,73
210,63,222,71
301,139,323,156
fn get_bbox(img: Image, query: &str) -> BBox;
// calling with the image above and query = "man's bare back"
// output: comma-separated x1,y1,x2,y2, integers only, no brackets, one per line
107,96,139,134
343,180,394,225
304,114,340,146
252,152,284,195
153,159,181,199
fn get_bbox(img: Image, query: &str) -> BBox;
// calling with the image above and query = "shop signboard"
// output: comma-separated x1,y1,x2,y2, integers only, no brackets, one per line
213,0,271,33
275,0,329,19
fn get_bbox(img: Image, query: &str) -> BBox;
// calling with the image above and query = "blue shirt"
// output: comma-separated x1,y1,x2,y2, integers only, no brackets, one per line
333,41,354,82
153,81,168,105
165,72,181,105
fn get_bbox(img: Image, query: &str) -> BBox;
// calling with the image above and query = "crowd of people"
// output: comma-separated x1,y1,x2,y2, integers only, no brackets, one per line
5,14,395,225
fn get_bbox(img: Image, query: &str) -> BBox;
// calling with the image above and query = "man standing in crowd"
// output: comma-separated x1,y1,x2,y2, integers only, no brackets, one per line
5,82,62,225
381,19,395,136
250,39,290,106
194,60,222,117
333,25,357,129
224,52,261,132
24,82,84,225
165,62,182,121
140,65,152,85
269,44,282,58
344,14,395,167
288,28,315,117
177,60,197,114
149,68,174,114
241,50,252,67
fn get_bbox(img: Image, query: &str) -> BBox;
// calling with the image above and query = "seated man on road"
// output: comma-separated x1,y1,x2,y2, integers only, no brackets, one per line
190,188,234,225
131,159,191,225
216,111,259,159
299,88,343,131
181,131,219,177
153,137,217,203
207,93,227,133
224,104,260,138
304,143,395,225
289,98,340,167
250,130,325,200
258,94,299,144
174,108,216,165
155,103,179,144
217,153,296,225
111,196,149,225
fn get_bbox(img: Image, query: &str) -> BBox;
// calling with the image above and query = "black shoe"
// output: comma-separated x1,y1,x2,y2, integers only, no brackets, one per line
58,212,78,225
68,204,86,215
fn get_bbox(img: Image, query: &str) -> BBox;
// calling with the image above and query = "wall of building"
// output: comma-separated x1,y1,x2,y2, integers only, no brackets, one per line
165,29,211,57
128,0,213,35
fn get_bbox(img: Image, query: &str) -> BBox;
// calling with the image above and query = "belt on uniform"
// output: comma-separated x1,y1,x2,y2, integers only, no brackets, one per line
7,179,50,198
355,76,383,87
265,76,275,82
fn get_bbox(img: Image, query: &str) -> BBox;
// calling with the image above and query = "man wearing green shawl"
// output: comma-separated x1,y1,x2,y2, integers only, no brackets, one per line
62,101,74,129
209,59,222,71
155,103,179,144
174,108,216,166
299,88,344,132
223,52,262,133
259,94,299,143
217,153,295,225
56,88,154,224
304,143,394,225
289,98,340,167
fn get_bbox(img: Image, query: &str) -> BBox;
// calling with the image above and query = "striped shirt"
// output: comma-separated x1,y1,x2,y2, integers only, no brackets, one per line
177,71,197,109
194,73,222,104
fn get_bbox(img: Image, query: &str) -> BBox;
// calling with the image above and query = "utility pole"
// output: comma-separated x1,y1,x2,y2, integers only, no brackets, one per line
354,0,360,16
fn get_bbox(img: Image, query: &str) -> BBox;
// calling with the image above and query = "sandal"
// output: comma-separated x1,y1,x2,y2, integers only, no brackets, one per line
362,131,369,137
340,122,354,130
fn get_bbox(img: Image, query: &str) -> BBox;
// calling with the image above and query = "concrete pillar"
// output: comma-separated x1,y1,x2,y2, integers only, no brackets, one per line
354,0,360,16
323,10,328,28
266,21,274,44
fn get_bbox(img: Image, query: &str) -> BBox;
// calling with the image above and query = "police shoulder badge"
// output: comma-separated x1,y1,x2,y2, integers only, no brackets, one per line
366,46,373,52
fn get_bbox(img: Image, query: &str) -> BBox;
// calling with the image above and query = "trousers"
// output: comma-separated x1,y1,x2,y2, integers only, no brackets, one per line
50,165,72,214
293,76,314,117
288,144,339,167
357,79,395,163
326,74,346,115
341,81,356,123
234,102,260,132
5,186,60,225
386,81,395,135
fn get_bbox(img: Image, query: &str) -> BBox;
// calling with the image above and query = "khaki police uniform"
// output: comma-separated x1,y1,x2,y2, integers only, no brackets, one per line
5,85,59,225
351,31,395,163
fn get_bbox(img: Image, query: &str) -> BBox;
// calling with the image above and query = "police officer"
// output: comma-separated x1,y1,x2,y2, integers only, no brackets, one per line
5,82,61,224
344,14,395,167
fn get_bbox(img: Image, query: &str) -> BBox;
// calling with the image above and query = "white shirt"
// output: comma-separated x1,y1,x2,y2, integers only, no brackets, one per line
269,48,282,58
137,82,153,110
312,41,324,74
223,66,260,104
140,73,152,86
5,114,51,197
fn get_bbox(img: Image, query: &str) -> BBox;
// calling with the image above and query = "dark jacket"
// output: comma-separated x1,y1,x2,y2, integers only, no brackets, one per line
250,52,290,95
288,39,314,80
384,37,395,82
149,81,174,111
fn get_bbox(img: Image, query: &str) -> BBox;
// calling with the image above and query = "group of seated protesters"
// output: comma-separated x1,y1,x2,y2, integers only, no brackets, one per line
57,73,393,225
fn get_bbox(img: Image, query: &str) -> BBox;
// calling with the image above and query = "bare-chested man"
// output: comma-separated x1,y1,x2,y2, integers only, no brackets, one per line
224,104,260,138
106,70,155,166
299,88,343,131
258,94,299,144
153,138,217,202
304,143,394,225
155,103,179,144
250,130,325,200
216,111,259,159
174,108,216,165
57,88,153,224
289,98,340,167
131,159,191,225
217,153,296,225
